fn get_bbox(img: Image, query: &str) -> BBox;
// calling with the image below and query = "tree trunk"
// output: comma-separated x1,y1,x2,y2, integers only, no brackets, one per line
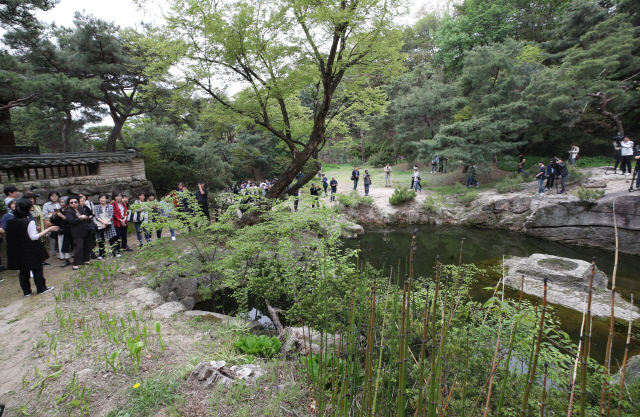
587,92,624,136
106,119,125,152
61,108,72,152
0,108,16,147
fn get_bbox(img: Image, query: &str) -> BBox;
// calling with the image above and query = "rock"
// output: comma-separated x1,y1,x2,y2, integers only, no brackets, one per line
343,223,364,235
127,265,138,274
166,292,179,303
281,326,352,356
230,364,265,382
612,355,640,384
180,296,196,311
152,302,187,319
186,362,265,387
182,310,263,330
126,288,163,307
504,255,638,320
174,277,198,299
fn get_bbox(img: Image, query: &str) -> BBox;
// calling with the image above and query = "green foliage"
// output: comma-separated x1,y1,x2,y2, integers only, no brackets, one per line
337,191,373,207
457,189,478,203
423,191,451,213
389,187,417,205
233,335,282,358
495,174,526,193
368,151,394,168
106,373,184,417
575,186,604,202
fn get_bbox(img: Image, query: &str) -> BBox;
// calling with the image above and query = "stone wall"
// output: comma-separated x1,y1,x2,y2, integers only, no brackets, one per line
0,174,154,206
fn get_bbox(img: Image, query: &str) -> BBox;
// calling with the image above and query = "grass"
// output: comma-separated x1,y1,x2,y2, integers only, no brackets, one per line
107,372,185,417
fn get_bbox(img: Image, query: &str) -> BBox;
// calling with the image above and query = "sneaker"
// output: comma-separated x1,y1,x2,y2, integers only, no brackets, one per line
0,278,4,283
476,184,479,187
624,173,630,176
124,247,133,252
97,256,104,260
25,292,32,297
60,260,71,267
38,286,55,295
116,254,122,258
90,253,97,259
171,236,176,241
43,262,50,266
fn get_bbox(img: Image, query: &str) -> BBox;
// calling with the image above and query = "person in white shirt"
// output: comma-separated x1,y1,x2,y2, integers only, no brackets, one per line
620,136,634,175
568,143,580,165
413,169,422,192
384,163,392,187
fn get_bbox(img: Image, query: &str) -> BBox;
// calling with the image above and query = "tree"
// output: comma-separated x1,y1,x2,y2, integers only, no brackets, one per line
161,0,406,198
55,14,169,151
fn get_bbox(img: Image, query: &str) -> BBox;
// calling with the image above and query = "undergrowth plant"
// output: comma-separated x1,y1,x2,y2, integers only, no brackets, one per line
389,187,417,205
575,186,604,202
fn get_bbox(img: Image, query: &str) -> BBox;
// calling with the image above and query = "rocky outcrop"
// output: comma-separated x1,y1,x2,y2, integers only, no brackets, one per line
187,361,265,387
524,192,640,255
182,310,263,330
504,254,637,320
126,288,163,308
152,302,187,319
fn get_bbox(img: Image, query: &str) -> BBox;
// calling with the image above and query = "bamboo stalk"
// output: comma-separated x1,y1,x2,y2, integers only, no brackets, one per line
580,258,596,417
617,293,634,417
415,294,432,417
397,276,409,417
428,256,441,417
567,296,588,417
542,363,548,417
519,277,548,417
462,326,469,417
497,276,525,416
483,265,507,417
372,267,394,415
601,202,618,417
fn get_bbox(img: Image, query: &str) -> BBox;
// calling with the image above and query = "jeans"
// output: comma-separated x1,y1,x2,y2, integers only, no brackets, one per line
621,155,633,173
467,177,478,187
323,184,328,194
569,157,575,166
113,226,128,253
546,175,555,190
19,268,47,295
636,169,640,189
73,235,93,266
560,175,568,193
353,178,358,190
330,188,336,201
364,183,370,195
414,181,422,192
134,222,151,243
538,178,545,193
156,228,175,239
385,174,391,187
431,164,437,173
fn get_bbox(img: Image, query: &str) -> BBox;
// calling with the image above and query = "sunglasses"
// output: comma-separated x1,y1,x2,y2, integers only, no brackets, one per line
69,201,78,204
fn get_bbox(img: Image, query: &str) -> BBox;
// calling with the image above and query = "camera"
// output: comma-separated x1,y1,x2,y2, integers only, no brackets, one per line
28,185,41,198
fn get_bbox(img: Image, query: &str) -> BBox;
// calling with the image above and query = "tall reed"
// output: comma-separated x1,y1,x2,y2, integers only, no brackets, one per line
580,258,597,417
617,293,634,417
601,202,618,416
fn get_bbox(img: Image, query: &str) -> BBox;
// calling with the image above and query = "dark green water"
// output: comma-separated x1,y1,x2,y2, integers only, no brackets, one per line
343,225,640,368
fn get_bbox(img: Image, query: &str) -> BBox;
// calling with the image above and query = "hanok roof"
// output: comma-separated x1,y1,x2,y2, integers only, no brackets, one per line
0,149,144,170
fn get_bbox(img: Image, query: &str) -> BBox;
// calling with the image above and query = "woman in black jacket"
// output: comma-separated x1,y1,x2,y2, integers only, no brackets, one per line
5,199,58,296
64,196,93,270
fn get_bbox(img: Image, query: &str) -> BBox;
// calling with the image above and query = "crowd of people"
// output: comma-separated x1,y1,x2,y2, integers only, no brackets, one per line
0,182,215,296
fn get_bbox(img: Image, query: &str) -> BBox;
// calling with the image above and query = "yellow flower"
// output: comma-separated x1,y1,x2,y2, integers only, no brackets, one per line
133,383,140,389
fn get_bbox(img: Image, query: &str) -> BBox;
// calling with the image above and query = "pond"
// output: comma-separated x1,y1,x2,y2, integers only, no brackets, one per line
342,225,640,367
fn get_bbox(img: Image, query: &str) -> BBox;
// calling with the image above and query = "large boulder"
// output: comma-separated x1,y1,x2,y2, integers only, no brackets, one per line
126,288,163,307
182,310,263,330
152,302,187,319
524,192,640,255
510,254,607,291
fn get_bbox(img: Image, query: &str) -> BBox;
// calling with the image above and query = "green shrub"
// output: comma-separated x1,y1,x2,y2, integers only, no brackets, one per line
497,155,544,172
567,165,591,184
389,187,417,205
423,192,451,213
233,335,282,358
458,190,479,203
575,187,604,202
576,155,609,168
368,152,394,168
337,191,373,207
495,175,526,193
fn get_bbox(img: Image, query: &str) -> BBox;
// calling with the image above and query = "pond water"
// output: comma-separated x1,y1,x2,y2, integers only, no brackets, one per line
342,225,640,367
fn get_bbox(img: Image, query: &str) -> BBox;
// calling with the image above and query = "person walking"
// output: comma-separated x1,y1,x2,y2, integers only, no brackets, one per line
351,167,360,190
431,156,439,173
466,164,479,188
384,163,392,187
196,182,210,221
293,189,300,212
363,170,372,196
517,155,527,175
111,192,130,254
410,165,418,189
94,194,117,259
620,136,634,175
568,143,580,166
5,198,58,296
413,169,422,192
64,196,93,270
556,158,570,194
321,174,329,194
130,191,151,247
535,161,546,195
310,184,320,207
330,177,338,201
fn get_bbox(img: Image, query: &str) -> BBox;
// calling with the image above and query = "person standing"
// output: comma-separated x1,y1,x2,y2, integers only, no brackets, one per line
384,163,392,187
620,136,634,175
310,184,320,208
413,169,422,192
42,191,61,256
351,167,360,190
556,158,569,194
545,161,555,191
3,185,19,206
196,182,210,221
321,174,329,194
130,191,151,247
64,196,93,270
5,199,58,296
410,165,418,189
293,189,300,212
466,164,479,188
78,193,97,259
53,197,73,266
94,194,116,259
111,192,129,254
330,177,338,201
535,161,546,195
568,143,580,166
363,170,372,196
431,156,439,173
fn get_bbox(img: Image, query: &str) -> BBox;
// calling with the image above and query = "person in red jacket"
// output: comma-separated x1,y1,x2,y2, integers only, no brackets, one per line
111,191,131,256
